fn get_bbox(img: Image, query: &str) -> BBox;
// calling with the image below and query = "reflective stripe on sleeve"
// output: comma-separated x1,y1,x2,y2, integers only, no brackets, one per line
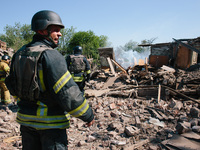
53,71,72,94
86,70,91,74
4,66,9,72
72,76,84,82
68,99,89,117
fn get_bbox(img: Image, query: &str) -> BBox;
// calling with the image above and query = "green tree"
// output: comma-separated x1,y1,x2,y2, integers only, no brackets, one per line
99,35,109,47
0,22,34,51
68,30,108,60
57,26,76,55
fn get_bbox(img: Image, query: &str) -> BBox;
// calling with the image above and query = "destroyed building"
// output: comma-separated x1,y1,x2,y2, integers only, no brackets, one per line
140,37,200,70
0,38,200,150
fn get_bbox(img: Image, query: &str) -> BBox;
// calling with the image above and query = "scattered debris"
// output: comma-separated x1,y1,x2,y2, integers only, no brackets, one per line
1,38,200,149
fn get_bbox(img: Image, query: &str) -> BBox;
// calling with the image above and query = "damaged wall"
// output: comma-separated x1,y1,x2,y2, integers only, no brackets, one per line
144,37,200,70
175,45,194,69
98,47,115,69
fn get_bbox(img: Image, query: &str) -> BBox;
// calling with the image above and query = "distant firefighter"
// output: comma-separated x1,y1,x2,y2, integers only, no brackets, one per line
66,46,91,93
0,55,11,105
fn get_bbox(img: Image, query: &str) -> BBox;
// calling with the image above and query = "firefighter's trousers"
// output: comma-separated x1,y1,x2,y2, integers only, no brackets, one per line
20,125,68,150
0,81,11,104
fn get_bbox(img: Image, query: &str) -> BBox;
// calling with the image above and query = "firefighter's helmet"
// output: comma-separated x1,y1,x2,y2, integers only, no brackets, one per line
1,55,10,61
73,46,83,54
31,10,64,31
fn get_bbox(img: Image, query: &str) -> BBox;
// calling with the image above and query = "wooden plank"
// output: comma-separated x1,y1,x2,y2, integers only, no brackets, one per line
85,89,110,97
162,134,200,150
161,65,175,73
157,84,161,103
138,59,145,65
107,57,116,75
182,131,200,140
148,108,163,120
157,110,169,120
102,76,118,89
111,59,127,74
135,116,141,127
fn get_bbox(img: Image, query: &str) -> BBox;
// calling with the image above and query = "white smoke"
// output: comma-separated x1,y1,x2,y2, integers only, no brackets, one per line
114,48,150,69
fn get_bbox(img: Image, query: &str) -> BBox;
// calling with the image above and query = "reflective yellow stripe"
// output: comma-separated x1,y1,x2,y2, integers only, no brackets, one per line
73,76,84,82
72,74,84,82
16,119,70,129
68,99,89,117
37,101,48,116
86,70,91,74
53,71,72,94
17,112,70,123
4,66,9,72
0,78,5,81
39,69,46,91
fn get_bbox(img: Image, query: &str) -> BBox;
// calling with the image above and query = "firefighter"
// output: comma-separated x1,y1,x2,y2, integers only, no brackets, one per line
5,10,94,150
0,55,11,105
66,46,91,93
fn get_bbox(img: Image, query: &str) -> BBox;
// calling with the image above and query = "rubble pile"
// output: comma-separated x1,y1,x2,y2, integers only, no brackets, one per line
0,104,20,149
0,66,200,150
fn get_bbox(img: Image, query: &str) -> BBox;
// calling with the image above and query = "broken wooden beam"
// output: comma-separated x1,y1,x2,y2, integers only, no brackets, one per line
107,57,116,75
111,59,127,74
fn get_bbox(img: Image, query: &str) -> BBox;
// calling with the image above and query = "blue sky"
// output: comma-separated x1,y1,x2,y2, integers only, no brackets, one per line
0,0,200,48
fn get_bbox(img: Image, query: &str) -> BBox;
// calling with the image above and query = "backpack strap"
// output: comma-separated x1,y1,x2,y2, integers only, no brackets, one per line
6,44,53,101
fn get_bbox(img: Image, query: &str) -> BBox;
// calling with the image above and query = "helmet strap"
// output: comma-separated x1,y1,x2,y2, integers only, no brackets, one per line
47,26,59,47
36,27,58,48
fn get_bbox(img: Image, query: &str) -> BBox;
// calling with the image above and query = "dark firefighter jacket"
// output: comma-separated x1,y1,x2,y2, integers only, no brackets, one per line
7,34,94,129
66,53,91,83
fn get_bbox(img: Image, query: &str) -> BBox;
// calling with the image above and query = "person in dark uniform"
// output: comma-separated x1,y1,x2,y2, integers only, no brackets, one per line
5,10,94,150
66,46,91,93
